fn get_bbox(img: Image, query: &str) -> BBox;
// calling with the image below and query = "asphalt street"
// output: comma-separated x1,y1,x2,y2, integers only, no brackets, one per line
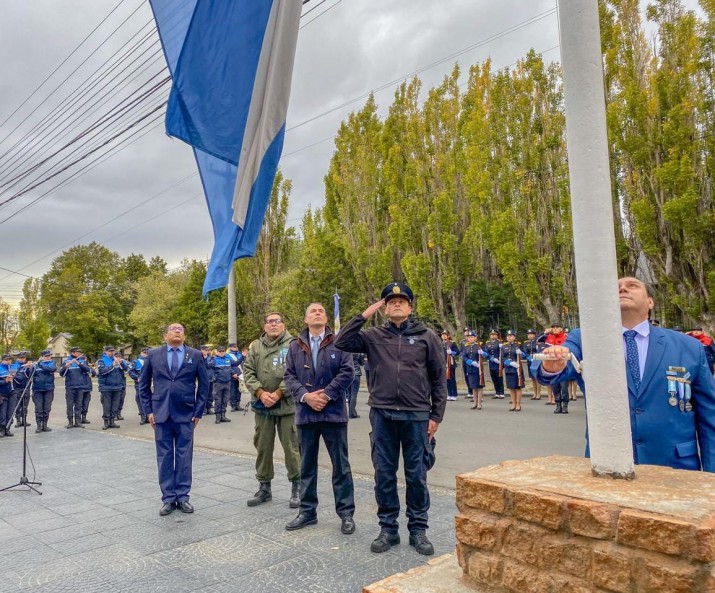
46,382,586,490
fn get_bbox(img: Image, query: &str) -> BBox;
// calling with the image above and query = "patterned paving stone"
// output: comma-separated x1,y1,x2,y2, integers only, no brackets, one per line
0,429,458,593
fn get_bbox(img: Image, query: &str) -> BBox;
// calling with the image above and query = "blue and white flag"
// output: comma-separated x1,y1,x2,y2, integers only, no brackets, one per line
149,0,303,295
333,292,341,334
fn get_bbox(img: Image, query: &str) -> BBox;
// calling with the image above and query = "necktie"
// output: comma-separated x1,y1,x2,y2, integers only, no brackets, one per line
623,330,641,391
311,337,320,368
170,348,179,377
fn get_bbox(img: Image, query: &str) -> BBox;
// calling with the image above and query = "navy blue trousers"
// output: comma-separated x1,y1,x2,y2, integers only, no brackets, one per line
65,387,83,420
213,382,230,415
100,390,121,420
369,409,430,533
13,388,29,422
489,368,504,395
297,422,355,519
348,375,360,417
32,390,53,422
82,391,91,415
154,419,195,503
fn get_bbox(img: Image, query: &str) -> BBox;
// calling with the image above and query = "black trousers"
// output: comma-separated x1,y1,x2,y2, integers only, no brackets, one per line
32,390,54,422
297,422,354,519
213,382,230,414
100,390,122,420
82,391,91,415
13,388,29,422
552,381,568,402
369,409,430,533
489,368,504,395
65,388,83,420
229,380,241,409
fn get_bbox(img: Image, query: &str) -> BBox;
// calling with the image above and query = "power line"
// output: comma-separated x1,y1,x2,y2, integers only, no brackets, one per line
300,0,345,29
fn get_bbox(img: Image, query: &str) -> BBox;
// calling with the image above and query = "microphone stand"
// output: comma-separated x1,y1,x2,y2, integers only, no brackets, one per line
1,365,42,495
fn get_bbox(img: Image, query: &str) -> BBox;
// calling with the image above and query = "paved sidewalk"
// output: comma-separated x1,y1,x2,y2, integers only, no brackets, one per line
0,428,456,593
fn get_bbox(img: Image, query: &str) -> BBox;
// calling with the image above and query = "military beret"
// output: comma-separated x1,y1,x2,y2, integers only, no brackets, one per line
41,349,52,356
381,282,413,303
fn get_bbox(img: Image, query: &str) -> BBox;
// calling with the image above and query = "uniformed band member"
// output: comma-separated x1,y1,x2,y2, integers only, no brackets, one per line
96,345,128,429
80,356,95,425
502,330,525,411
460,328,471,399
32,349,56,433
461,331,486,409
335,281,447,557
227,343,244,411
442,331,459,401
128,347,150,424
521,329,543,400
484,330,505,399
11,352,32,428
0,354,15,437
200,345,214,415
208,346,238,424
59,346,91,429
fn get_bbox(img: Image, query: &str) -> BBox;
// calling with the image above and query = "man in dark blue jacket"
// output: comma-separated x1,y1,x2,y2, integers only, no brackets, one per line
32,349,56,433
139,322,209,516
79,356,96,425
96,346,128,430
208,346,238,424
59,346,91,429
284,302,355,534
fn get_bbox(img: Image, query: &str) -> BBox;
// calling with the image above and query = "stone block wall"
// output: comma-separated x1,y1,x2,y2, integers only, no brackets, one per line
456,456,715,593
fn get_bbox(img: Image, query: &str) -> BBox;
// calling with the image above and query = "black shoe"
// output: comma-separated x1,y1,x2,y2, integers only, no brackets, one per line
74,419,84,428
108,420,120,428
176,501,194,513
341,515,356,535
409,530,434,555
247,482,272,506
35,423,43,434
371,530,400,553
159,503,175,516
349,414,360,419
285,513,317,531
41,421,52,432
116,414,124,421
139,416,147,425
4,428,13,437
66,419,74,429
289,481,300,508
220,414,231,422
215,415,222,424
102,420,110,430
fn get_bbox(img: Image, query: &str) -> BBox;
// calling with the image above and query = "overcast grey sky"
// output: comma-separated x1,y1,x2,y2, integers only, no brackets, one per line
0,0,697,306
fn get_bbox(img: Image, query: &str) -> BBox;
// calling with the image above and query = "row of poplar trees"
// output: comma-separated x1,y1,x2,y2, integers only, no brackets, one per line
11,0,715,356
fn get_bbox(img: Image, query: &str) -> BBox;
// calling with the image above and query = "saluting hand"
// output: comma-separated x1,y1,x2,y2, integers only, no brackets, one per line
361,299,385,320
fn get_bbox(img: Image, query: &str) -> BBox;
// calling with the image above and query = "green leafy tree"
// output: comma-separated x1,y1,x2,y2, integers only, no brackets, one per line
16,278,50,357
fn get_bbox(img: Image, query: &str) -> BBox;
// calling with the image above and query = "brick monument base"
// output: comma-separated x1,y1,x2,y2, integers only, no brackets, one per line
364,455,715,593
456,456,715,593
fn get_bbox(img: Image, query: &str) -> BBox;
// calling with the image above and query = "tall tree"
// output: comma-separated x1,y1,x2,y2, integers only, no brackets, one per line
17,278,49,356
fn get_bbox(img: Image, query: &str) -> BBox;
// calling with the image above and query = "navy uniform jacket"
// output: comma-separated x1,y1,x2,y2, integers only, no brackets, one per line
483,340,502,371
534,327,715,472
501,343,524,376
32,360,56,391
138,346,209,423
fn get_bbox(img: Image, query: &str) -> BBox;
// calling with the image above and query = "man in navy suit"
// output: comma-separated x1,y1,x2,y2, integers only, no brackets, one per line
139,323,210,515
535,277,715,472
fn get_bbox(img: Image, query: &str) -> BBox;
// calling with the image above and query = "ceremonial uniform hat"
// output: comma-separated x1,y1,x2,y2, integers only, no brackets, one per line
228,343,237,348
489,328,499,335
217,346,226,351
467,330,477,337
17,351,28,357
70,346,81,353
2,353,11,360
527,328,536,334
140,347,150,353
200,345,210,350
381,282,413,303
693,325,703,331
104,345,116,351
506,330,516,337
41,349,52,356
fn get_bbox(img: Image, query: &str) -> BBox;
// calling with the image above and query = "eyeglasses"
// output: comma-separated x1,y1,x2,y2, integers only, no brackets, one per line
265,319,284,325
167,326,185,332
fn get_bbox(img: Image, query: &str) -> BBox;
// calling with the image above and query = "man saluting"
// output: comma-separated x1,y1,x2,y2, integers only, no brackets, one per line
139,323,209,515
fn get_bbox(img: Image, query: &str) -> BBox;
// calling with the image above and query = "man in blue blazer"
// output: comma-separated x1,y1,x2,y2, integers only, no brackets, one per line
535,277,715,472
139,323,210,515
